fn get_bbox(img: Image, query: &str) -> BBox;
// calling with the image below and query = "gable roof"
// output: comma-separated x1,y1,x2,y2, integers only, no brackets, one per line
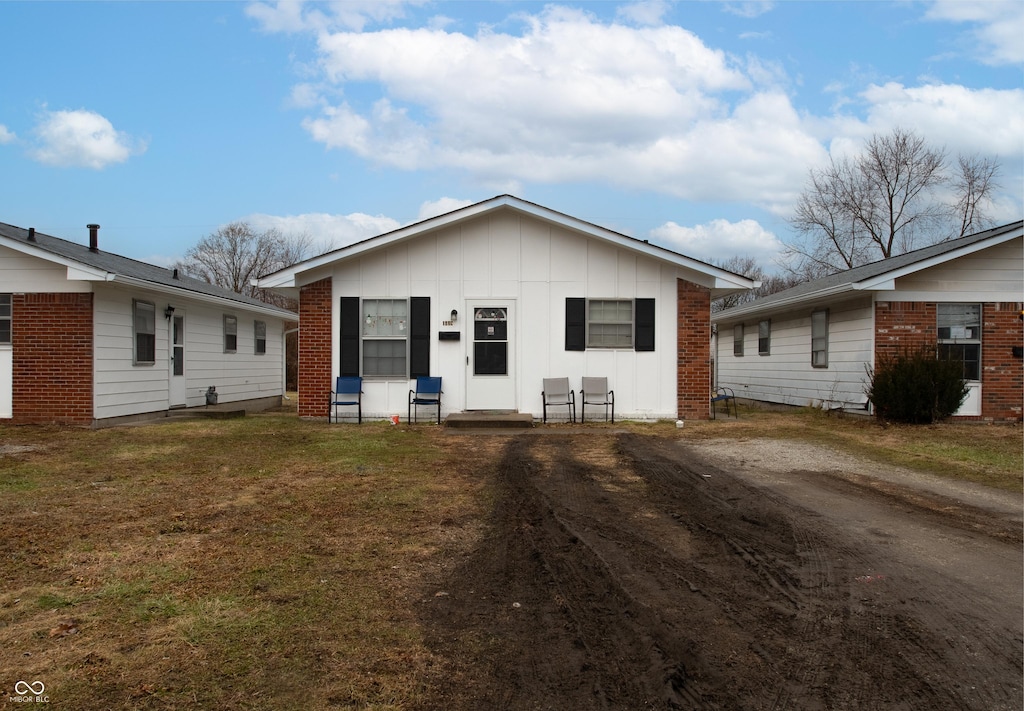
713,220,1024,322
257,195,757,294
0,222,295,319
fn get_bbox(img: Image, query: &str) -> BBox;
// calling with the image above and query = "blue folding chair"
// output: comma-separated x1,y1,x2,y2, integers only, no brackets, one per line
329,376,363,423
408,376,443,424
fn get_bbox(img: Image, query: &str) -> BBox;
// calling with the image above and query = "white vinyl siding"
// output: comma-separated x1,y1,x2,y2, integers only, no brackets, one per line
717,297,874,411
0,245,92,293
888,239,1022,301
93,286,287,420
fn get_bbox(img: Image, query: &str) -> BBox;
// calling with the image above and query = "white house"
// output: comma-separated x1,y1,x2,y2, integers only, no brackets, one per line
258,195,756,422
0,222,295,426
712,221,1023,421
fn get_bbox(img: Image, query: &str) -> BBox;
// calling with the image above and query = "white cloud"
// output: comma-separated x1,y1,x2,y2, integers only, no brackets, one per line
0,125,15,144
856,82,1024,156
616,0,670,27
30,109,146,169
650,218,785,264
926,0,1024,65
267,3,1019,220
297,7,846,208
416,197,474,222
721,2,775,19
246,0,426,33
243,211,400,251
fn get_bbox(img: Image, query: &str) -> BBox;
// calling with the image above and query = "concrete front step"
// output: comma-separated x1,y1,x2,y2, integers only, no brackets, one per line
445,412,535,429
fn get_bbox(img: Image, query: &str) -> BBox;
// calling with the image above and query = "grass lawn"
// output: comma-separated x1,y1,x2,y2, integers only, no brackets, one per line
0,407,1019,709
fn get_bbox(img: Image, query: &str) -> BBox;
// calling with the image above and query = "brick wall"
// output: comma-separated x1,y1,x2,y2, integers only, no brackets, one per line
12,293,94,425
874,302,936,358
677,279,711,420
981,302,1023,421
875,300,1023,421
298,277,332,418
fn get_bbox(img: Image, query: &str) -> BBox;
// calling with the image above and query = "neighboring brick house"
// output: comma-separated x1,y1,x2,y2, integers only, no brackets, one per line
258,195,756,421
712,221,1023,421
1,222,295,426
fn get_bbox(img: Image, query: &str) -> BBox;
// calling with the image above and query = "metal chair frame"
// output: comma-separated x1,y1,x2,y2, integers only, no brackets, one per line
329,376,363,423
580,377,614,423
542,377,576,423
408,376,443,424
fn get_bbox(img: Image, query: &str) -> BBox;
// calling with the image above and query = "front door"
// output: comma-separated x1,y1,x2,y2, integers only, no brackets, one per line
465,301,516,410
169,314,186,408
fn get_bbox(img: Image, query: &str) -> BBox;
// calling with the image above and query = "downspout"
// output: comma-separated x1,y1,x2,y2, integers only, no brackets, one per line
711,323,719,389
282,327,299,400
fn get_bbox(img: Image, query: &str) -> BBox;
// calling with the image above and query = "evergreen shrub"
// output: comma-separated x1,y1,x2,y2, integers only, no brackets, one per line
866,348,969,424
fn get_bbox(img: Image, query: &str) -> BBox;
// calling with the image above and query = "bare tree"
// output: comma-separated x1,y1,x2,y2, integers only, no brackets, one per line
176,222,316,308
950,154,1000,238
711,256,804,312
787,128,1000,276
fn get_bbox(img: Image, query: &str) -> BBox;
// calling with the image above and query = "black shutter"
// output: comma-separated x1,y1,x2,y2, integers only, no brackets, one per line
340,297,360,377
635,298,655,351
409,297,430,378
565,298,586,351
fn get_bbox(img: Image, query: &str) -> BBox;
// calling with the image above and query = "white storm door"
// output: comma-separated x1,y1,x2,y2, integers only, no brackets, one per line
465,301,516,411
169,314,187,408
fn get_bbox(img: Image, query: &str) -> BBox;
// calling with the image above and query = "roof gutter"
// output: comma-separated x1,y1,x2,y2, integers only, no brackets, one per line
712,283,859,322
110,275,296,319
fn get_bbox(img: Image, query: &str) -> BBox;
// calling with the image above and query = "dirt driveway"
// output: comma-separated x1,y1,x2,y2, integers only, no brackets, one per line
417,431,1023,710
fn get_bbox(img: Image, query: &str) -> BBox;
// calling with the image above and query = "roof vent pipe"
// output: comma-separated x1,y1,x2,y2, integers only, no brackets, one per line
87,223,100,252
172,268,179,280
27,227,36,242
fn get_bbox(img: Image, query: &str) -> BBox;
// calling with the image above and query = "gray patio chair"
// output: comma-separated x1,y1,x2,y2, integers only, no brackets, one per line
580,377,614,423
542,377,576,423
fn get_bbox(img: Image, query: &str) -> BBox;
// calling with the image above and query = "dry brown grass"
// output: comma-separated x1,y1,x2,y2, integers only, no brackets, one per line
0,415,497,709
1,406,1018,708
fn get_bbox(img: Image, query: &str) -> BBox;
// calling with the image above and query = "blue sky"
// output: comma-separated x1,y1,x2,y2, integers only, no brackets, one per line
1,0,1021,272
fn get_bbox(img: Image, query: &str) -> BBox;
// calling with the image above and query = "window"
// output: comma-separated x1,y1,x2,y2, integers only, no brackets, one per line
758,319,771,355
0,294,10,345
566,298,654,351
133,300,156,365
733,323,744,357
223,315,237,353
937,303,981,381
254,320,267,355
587,299,633,348
811,310,829,367
362,299,408,377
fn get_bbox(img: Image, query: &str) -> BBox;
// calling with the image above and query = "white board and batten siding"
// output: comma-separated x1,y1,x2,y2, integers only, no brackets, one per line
717,296,875,411
93,284,285,420
323,210,687,420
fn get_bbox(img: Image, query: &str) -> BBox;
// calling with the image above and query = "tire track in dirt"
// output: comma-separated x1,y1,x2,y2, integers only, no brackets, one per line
416,432,1022,710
